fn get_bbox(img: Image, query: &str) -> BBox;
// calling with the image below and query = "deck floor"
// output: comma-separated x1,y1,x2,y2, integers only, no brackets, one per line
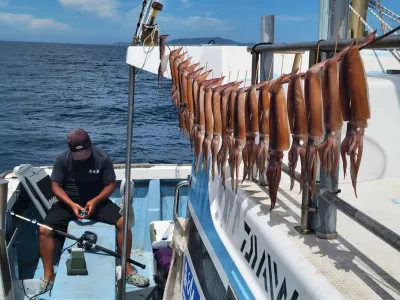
238,171,400,300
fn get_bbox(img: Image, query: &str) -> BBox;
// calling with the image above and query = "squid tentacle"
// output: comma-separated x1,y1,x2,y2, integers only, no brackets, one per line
267,151,283,211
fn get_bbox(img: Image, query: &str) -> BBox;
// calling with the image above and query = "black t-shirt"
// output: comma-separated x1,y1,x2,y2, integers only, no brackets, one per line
50,146,116,206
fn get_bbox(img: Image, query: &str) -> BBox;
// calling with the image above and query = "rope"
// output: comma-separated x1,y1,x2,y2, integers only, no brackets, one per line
368,0,400,21
368,7,400,61
377,0,387,34
349,4,375,33
368,7,399,35
349,4,400,62
131,0,148,46
135,25,159,79
375,7,400,24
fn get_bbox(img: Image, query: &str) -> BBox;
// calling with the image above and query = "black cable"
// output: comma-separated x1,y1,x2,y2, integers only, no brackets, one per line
61,241,78,255
251,42,272,54
21,277,53,300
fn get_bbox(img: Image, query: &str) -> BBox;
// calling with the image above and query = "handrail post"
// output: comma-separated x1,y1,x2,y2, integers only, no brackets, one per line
120,65,136,300
1,179,14,300
296,142,313,234
173,179,191,223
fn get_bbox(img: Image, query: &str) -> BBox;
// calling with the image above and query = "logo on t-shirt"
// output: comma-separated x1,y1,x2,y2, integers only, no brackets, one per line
89,169,99,174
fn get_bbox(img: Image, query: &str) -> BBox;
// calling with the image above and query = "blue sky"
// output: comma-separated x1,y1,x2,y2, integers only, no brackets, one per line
0,0,399,44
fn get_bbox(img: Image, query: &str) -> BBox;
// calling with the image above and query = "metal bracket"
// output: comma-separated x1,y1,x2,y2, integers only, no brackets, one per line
294,226,315,235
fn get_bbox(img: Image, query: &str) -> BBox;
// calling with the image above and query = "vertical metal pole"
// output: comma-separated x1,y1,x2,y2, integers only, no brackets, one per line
0,179,14,300
297,142,312,234
260,15,275,82
296,50,318,234
349,0,369,37
314,136,340,239
319,0,349,41
120,66,135,299
318,0,330,41
311,0,348,238
258,15,274,185
250,52,259,85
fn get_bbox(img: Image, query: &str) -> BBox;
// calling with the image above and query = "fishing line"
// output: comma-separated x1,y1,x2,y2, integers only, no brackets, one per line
360,25,400,50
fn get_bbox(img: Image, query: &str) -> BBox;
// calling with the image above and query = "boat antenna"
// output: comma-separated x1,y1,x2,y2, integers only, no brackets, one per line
131,0,148,46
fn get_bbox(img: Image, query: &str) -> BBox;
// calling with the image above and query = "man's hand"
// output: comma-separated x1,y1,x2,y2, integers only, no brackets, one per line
84,200,97,218
71,203,86,219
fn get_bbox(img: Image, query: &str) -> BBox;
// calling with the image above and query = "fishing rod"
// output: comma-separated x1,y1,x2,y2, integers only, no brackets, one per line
360,24,400,50
9,211,146,269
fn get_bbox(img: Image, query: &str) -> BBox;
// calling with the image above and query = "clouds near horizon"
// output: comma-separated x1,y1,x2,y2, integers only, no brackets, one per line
59,0,119,18
0,12,69,30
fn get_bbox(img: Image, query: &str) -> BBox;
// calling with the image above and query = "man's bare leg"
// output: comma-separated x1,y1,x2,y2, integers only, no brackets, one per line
116,217,134,275
39,227,56,281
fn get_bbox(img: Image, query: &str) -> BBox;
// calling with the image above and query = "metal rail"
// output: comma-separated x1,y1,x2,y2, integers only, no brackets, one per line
248,35,400,54
1,180,14,299
120,65,136,300
281,164,400,252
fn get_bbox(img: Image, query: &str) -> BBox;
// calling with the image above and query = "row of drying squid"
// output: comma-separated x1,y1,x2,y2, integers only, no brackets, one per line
162,32,375,210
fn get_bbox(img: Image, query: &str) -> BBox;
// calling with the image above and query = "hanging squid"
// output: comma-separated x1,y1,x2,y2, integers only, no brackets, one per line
191,70,213,152
317,44,354,178
178,61,199,135
287,73,307,192
267,76,291,210
217,83,241,187
194,77,223,174
242,80,271,182
230,87,248,193
176,57,192,131
256,85,271,181
340,31,376,197
210,82,238,180
227,88,238,164
171,52,187,107
158,34,169,87
168,47,183,104
186,67,206,141
304,61,327,197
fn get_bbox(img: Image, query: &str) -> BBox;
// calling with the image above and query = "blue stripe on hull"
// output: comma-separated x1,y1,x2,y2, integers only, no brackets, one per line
189,155,254,300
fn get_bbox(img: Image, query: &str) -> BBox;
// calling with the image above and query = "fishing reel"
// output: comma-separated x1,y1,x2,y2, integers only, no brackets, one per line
77,231,98,251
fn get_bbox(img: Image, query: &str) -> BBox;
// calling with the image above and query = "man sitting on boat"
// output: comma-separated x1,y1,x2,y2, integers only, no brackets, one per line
38,129,149,292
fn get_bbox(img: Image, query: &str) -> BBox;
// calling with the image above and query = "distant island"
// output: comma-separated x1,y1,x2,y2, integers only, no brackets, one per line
114,37,254,46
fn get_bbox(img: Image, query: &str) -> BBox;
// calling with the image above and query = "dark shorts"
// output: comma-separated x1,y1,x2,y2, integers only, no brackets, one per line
44,199,122,232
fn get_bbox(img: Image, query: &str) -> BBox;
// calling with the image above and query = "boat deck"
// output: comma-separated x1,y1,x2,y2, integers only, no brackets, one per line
2,164,191,300
237,171,400,299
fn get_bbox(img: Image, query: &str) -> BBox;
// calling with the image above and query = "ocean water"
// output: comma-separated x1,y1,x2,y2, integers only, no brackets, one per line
0,41,192,173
